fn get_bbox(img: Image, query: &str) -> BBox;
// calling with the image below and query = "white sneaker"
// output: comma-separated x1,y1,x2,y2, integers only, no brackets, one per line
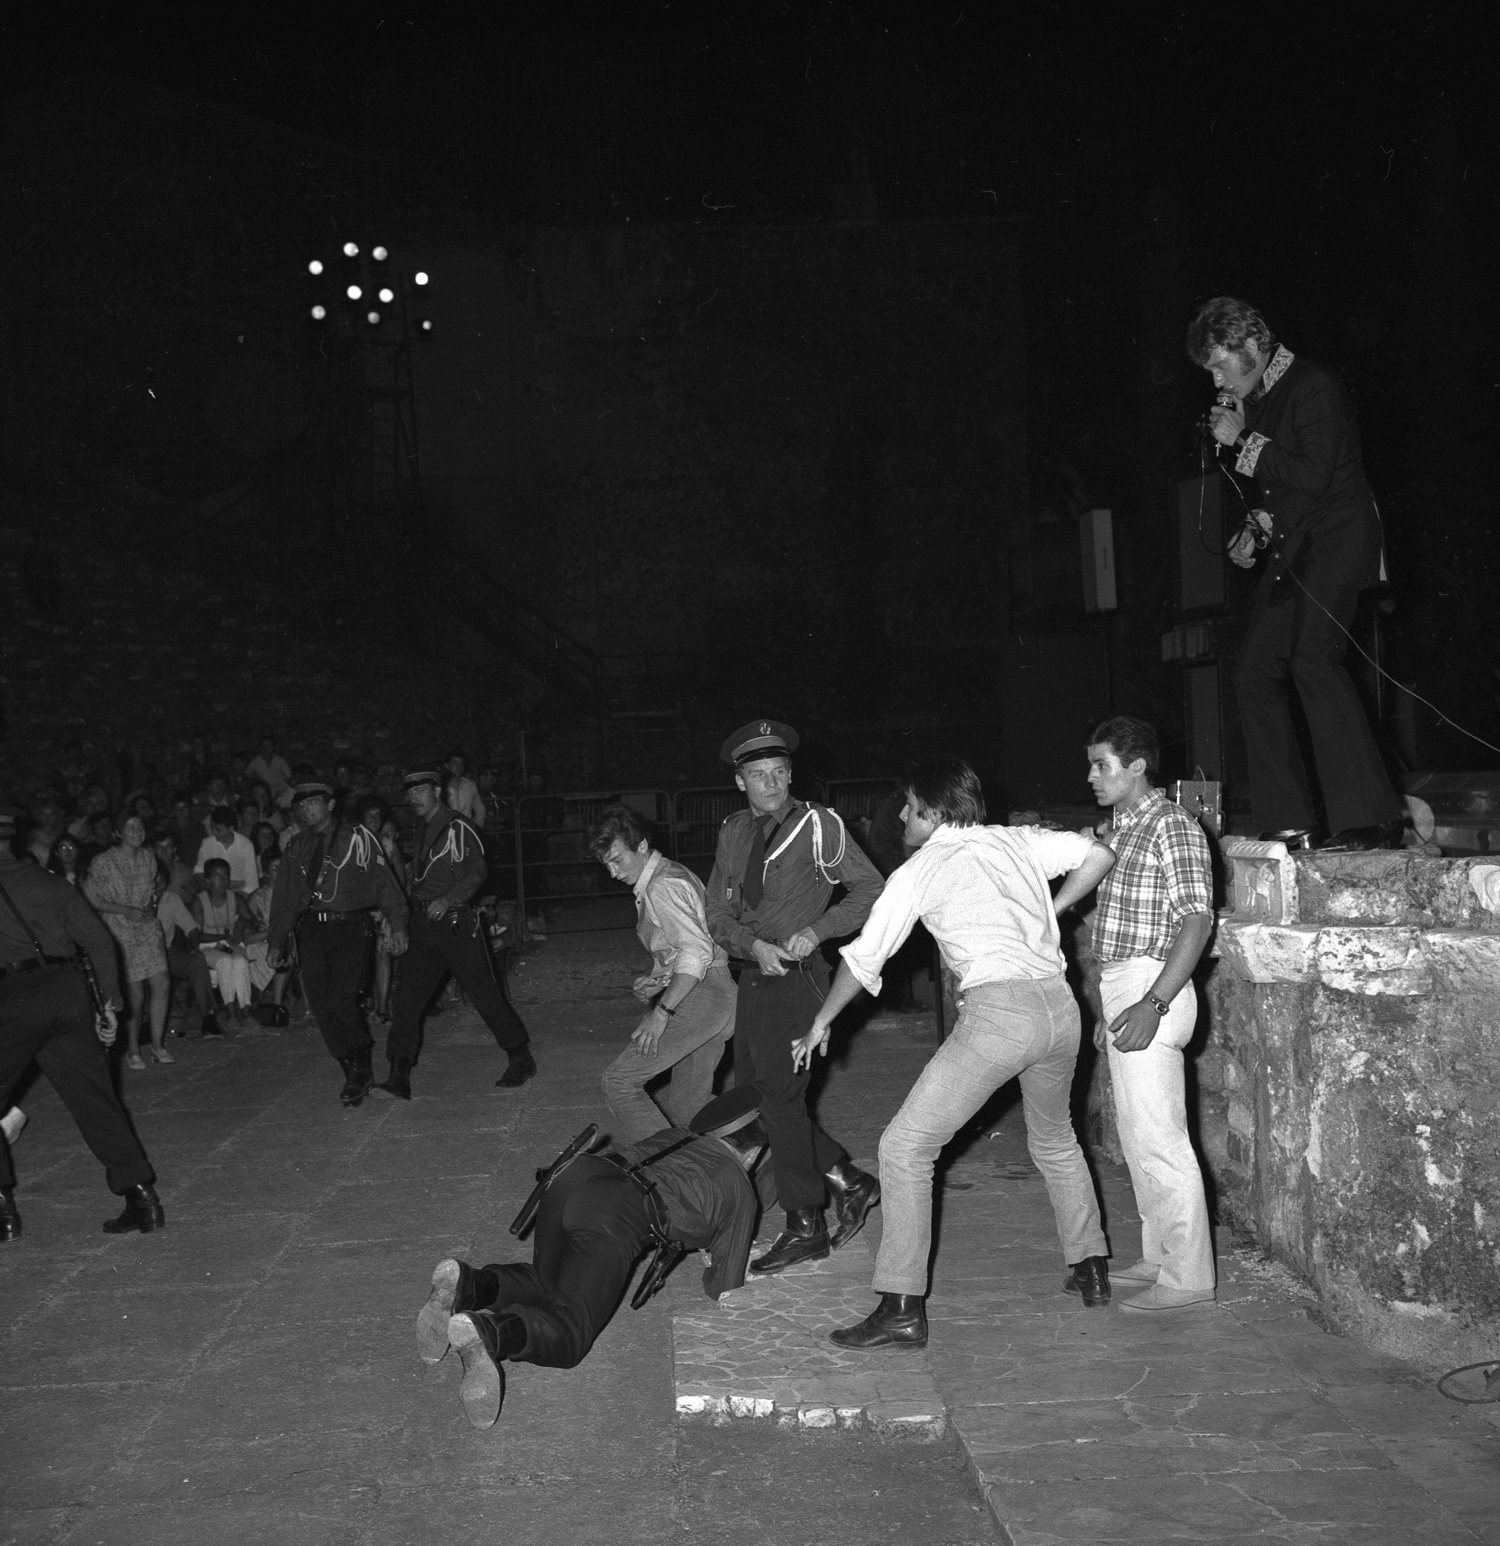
1118,1284,1216,1312
1111,1259,1160,1286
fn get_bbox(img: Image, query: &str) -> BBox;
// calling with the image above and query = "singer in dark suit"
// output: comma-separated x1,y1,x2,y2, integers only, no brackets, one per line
1188,296,1402,851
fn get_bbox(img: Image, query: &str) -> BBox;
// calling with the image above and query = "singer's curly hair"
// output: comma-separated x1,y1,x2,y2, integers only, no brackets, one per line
1185,296,1273,368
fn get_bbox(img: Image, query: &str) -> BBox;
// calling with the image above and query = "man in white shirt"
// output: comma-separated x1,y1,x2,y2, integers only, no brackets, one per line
445,751,486,827
588,803,736,1141
793,757,1117,1349
193,807,259,894
247,737,293,806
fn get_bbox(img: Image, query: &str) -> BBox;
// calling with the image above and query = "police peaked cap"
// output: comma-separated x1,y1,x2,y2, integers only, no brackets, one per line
402,766,445,789
688,1085,763,1138
720,720,799,767
291,780,335,800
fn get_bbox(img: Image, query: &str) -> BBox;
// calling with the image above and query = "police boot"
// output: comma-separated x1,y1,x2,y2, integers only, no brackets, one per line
829,1293,928,1350
417,1257,502,1363
0,1187,21,1243
374,1057,413,1101
447,1308,526,1429
1062,1255,1111,1307
338,1049,375,1107
748,1206,830,1275
824,1159,880,1250
103,1183,166,1236
495,1046,536,1088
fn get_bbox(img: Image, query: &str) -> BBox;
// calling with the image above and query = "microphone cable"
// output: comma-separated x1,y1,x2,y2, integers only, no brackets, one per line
1195,433,1500,760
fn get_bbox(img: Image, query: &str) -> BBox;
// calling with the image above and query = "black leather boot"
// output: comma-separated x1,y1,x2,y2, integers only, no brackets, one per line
824,1160,881,1250
0,1187,21,1243
338,1048,375,1107
374,1057,413,1101
495,1047,536,1088
447,1308,526,1428
1063,1255,1111,1306
829,1292,928,1349
749,1206,830,1275
417,1257,502,1363
103,1183,166,1236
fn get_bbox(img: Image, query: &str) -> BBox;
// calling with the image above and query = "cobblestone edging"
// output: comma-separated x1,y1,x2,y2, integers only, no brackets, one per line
672,1231,946,1437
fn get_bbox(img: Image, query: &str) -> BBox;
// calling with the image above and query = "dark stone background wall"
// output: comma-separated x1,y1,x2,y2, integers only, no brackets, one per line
411,219,1026,786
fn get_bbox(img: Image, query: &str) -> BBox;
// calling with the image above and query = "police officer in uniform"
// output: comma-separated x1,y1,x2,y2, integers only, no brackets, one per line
0,807,165,1240
377,765,535,1100
706,721,885,1274
267,780,409,1107
414,1087,764,1429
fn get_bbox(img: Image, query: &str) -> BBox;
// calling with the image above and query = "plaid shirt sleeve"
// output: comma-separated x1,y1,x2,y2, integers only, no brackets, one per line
1094,798,1212,961
1154,810,1213,927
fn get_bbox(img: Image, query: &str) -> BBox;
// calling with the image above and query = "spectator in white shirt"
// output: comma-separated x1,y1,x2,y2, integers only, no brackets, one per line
194,806,259,893
445,750,486,826
247,737,293,805
793,757,1117,1350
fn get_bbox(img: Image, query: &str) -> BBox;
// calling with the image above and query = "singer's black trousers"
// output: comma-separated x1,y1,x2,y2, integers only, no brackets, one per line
1233,578,1401,836
0,967,154,1195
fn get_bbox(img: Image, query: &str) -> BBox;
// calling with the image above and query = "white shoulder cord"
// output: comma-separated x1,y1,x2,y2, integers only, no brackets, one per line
415,818,475,886
318,824,376,903
763,805,847,886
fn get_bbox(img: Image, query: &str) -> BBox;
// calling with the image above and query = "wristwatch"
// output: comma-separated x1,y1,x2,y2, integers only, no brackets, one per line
656,1002,677,1018
1147,993,1171,1017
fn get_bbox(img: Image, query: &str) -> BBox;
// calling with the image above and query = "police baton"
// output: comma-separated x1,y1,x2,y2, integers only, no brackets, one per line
509,1122,598,1238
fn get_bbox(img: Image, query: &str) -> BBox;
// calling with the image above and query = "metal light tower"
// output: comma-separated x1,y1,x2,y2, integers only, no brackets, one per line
302,243,434,636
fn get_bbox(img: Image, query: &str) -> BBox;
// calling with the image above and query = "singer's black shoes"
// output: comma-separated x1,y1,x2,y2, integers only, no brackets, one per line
1320,819,1405,853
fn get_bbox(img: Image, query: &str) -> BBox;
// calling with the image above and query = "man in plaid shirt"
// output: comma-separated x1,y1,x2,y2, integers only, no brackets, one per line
1087,716,1217,1311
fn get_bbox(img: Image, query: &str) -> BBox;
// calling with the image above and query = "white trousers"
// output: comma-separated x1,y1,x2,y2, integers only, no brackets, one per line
1100,957,1215,1293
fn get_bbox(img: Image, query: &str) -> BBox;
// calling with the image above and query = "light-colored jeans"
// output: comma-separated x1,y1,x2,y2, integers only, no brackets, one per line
1101,957,1215,1293
873,974,1107,1297
601,963,736,1142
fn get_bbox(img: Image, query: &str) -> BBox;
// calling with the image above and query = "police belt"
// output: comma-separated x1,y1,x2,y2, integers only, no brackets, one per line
0,954,75,985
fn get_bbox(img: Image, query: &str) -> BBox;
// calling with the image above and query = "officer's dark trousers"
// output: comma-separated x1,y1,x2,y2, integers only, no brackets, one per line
388,907,528,1065
1233,579,1401,835
733,961,846,1212
478,1156,651,1368
0,967,154,1194
296,916,372,1061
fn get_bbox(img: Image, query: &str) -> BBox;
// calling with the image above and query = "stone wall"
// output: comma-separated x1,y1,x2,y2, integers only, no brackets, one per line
1195,850,1500,1372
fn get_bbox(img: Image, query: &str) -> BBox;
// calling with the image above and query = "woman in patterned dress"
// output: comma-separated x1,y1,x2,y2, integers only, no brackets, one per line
85,814,173,1069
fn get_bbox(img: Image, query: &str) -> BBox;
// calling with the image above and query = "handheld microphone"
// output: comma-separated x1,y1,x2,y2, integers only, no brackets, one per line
1199,389,1239,439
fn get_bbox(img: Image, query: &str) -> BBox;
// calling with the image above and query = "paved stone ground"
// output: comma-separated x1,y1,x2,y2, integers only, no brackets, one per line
665,981,1500,1545
0,931,996,1546
4,928,1498,1545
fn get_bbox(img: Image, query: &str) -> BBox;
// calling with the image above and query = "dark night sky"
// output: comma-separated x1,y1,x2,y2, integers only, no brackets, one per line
3,8,1495,771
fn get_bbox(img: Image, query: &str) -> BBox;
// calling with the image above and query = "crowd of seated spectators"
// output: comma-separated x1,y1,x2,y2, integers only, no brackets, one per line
5,735,531,1055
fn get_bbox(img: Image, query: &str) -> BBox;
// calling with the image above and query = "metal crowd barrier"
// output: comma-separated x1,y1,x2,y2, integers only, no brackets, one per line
476,778,902,930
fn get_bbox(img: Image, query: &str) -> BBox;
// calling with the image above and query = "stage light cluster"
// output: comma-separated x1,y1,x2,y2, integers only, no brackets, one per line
303,243,433,333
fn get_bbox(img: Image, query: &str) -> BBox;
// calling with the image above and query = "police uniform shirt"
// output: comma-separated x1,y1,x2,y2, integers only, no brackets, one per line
409,806,488,906
267,823,408,954
621,1129,757,1299
0,851,122,1005
705,800,884,962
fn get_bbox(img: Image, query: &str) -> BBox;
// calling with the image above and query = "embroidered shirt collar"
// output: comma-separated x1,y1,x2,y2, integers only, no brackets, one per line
1112,787,1166,831
633,848,665,900
1252,343,1294,401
